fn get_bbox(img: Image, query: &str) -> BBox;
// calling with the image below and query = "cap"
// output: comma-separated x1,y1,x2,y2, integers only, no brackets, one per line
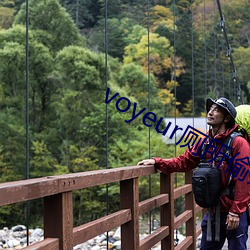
206,97,237,119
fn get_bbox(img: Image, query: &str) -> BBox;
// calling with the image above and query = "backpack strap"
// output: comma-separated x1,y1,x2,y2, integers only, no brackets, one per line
200,142,209,163
222,131,242,160
223,132,242,178
202,132,242,242
201,131,242,163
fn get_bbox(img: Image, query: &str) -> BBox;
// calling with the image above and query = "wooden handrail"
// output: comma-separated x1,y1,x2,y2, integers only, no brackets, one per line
0,165,203,250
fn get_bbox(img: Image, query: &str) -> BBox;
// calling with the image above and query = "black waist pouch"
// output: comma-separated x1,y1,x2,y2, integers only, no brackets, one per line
192,163,221,208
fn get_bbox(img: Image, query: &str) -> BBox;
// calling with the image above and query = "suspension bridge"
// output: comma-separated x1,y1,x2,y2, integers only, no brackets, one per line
0,0,248,249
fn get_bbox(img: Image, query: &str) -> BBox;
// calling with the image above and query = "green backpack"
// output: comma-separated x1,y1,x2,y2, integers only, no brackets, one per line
235,105,250,142
235,105,250,224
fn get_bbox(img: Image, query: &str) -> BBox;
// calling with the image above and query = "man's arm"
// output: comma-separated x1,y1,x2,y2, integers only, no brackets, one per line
229,136,250,215
137,143,201,174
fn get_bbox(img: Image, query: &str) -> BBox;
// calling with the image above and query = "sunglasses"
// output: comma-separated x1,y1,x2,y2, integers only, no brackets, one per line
215,99,227,108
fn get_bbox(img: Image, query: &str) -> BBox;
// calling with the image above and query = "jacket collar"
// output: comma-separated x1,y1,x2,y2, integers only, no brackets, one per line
209,124,239,141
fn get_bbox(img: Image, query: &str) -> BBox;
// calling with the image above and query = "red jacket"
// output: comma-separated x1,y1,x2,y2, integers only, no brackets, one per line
154,124,250,216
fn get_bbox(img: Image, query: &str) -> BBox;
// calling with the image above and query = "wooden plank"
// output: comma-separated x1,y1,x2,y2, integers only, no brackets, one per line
161,173,174,250
58,165,156,192
22,238,59,250
0,165,156,206
174,236,193,250
185,172,196,250
174,184,192,199
44,192,73,250
73,209,131,245
174,210,192,229
196,226,202,237
139,194,169,215
140,226,169,250
120,178,140,250
0,177,59,206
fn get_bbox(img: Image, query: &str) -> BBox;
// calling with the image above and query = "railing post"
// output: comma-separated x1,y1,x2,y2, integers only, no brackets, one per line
160,173,174,250
44,192,73,250
120,178,139,250
185,171,196,250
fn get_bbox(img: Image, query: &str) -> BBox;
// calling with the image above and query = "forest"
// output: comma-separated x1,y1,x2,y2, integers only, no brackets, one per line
0,0,249,228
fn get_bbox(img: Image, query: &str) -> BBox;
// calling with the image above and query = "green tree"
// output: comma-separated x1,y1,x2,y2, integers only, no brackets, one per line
234,46,250,102
14,0,84,52
30,141,57,177
115,63,164,113
87,17,138,60
61,0,101,28
0,25,55,132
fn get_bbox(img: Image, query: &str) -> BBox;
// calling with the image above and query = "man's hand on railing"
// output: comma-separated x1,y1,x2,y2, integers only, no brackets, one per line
137,159,155,166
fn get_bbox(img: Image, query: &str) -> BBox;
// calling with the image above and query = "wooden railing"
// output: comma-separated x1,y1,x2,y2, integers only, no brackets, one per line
0,165,203,250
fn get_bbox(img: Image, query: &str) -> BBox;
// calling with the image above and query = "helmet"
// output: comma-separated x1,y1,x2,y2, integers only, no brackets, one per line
206,97,237,120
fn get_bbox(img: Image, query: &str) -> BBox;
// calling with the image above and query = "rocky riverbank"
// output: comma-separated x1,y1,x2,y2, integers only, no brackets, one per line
0,225,43,249
0,225,188,249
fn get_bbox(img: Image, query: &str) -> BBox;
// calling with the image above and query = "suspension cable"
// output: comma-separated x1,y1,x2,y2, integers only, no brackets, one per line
213,0,217,96
203,0,207,98
147,0,152,234
25,0,30,245
105,0,109,248
191,0,195,125
173,1,177,152
173,0,179,245
219,34,225,96
216,0,242,104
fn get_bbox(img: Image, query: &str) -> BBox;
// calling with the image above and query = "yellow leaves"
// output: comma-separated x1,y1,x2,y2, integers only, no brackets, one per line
183,99,193,114
124,33,173,74
174,56,186,77
158,82,180,104
158,80,182,117
148,5,174,32
158,88,174,105
0,7,15,29
152,5,172,19
166,80,179,91
225,0,248,9
200,112,207,118
124,31,185,81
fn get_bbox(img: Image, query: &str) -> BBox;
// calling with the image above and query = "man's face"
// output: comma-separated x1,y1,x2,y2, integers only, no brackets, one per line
207,104,226,127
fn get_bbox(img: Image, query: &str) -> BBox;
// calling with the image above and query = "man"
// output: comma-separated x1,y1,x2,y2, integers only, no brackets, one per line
138,97,250,250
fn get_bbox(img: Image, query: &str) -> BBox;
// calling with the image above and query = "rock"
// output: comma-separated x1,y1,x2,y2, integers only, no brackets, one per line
7,239,20,247
0,224,187,249
107,231,114,237
91,245,101,250
0,230,7,238
12,231,25,238
87,238,94,245
113,227,120,240
108,236,116,243
100,240,108,246
20,237,27,245
30,228,43,238
95,234,106,243
73,243,87,249
113,240,121,249
11,226,26,232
